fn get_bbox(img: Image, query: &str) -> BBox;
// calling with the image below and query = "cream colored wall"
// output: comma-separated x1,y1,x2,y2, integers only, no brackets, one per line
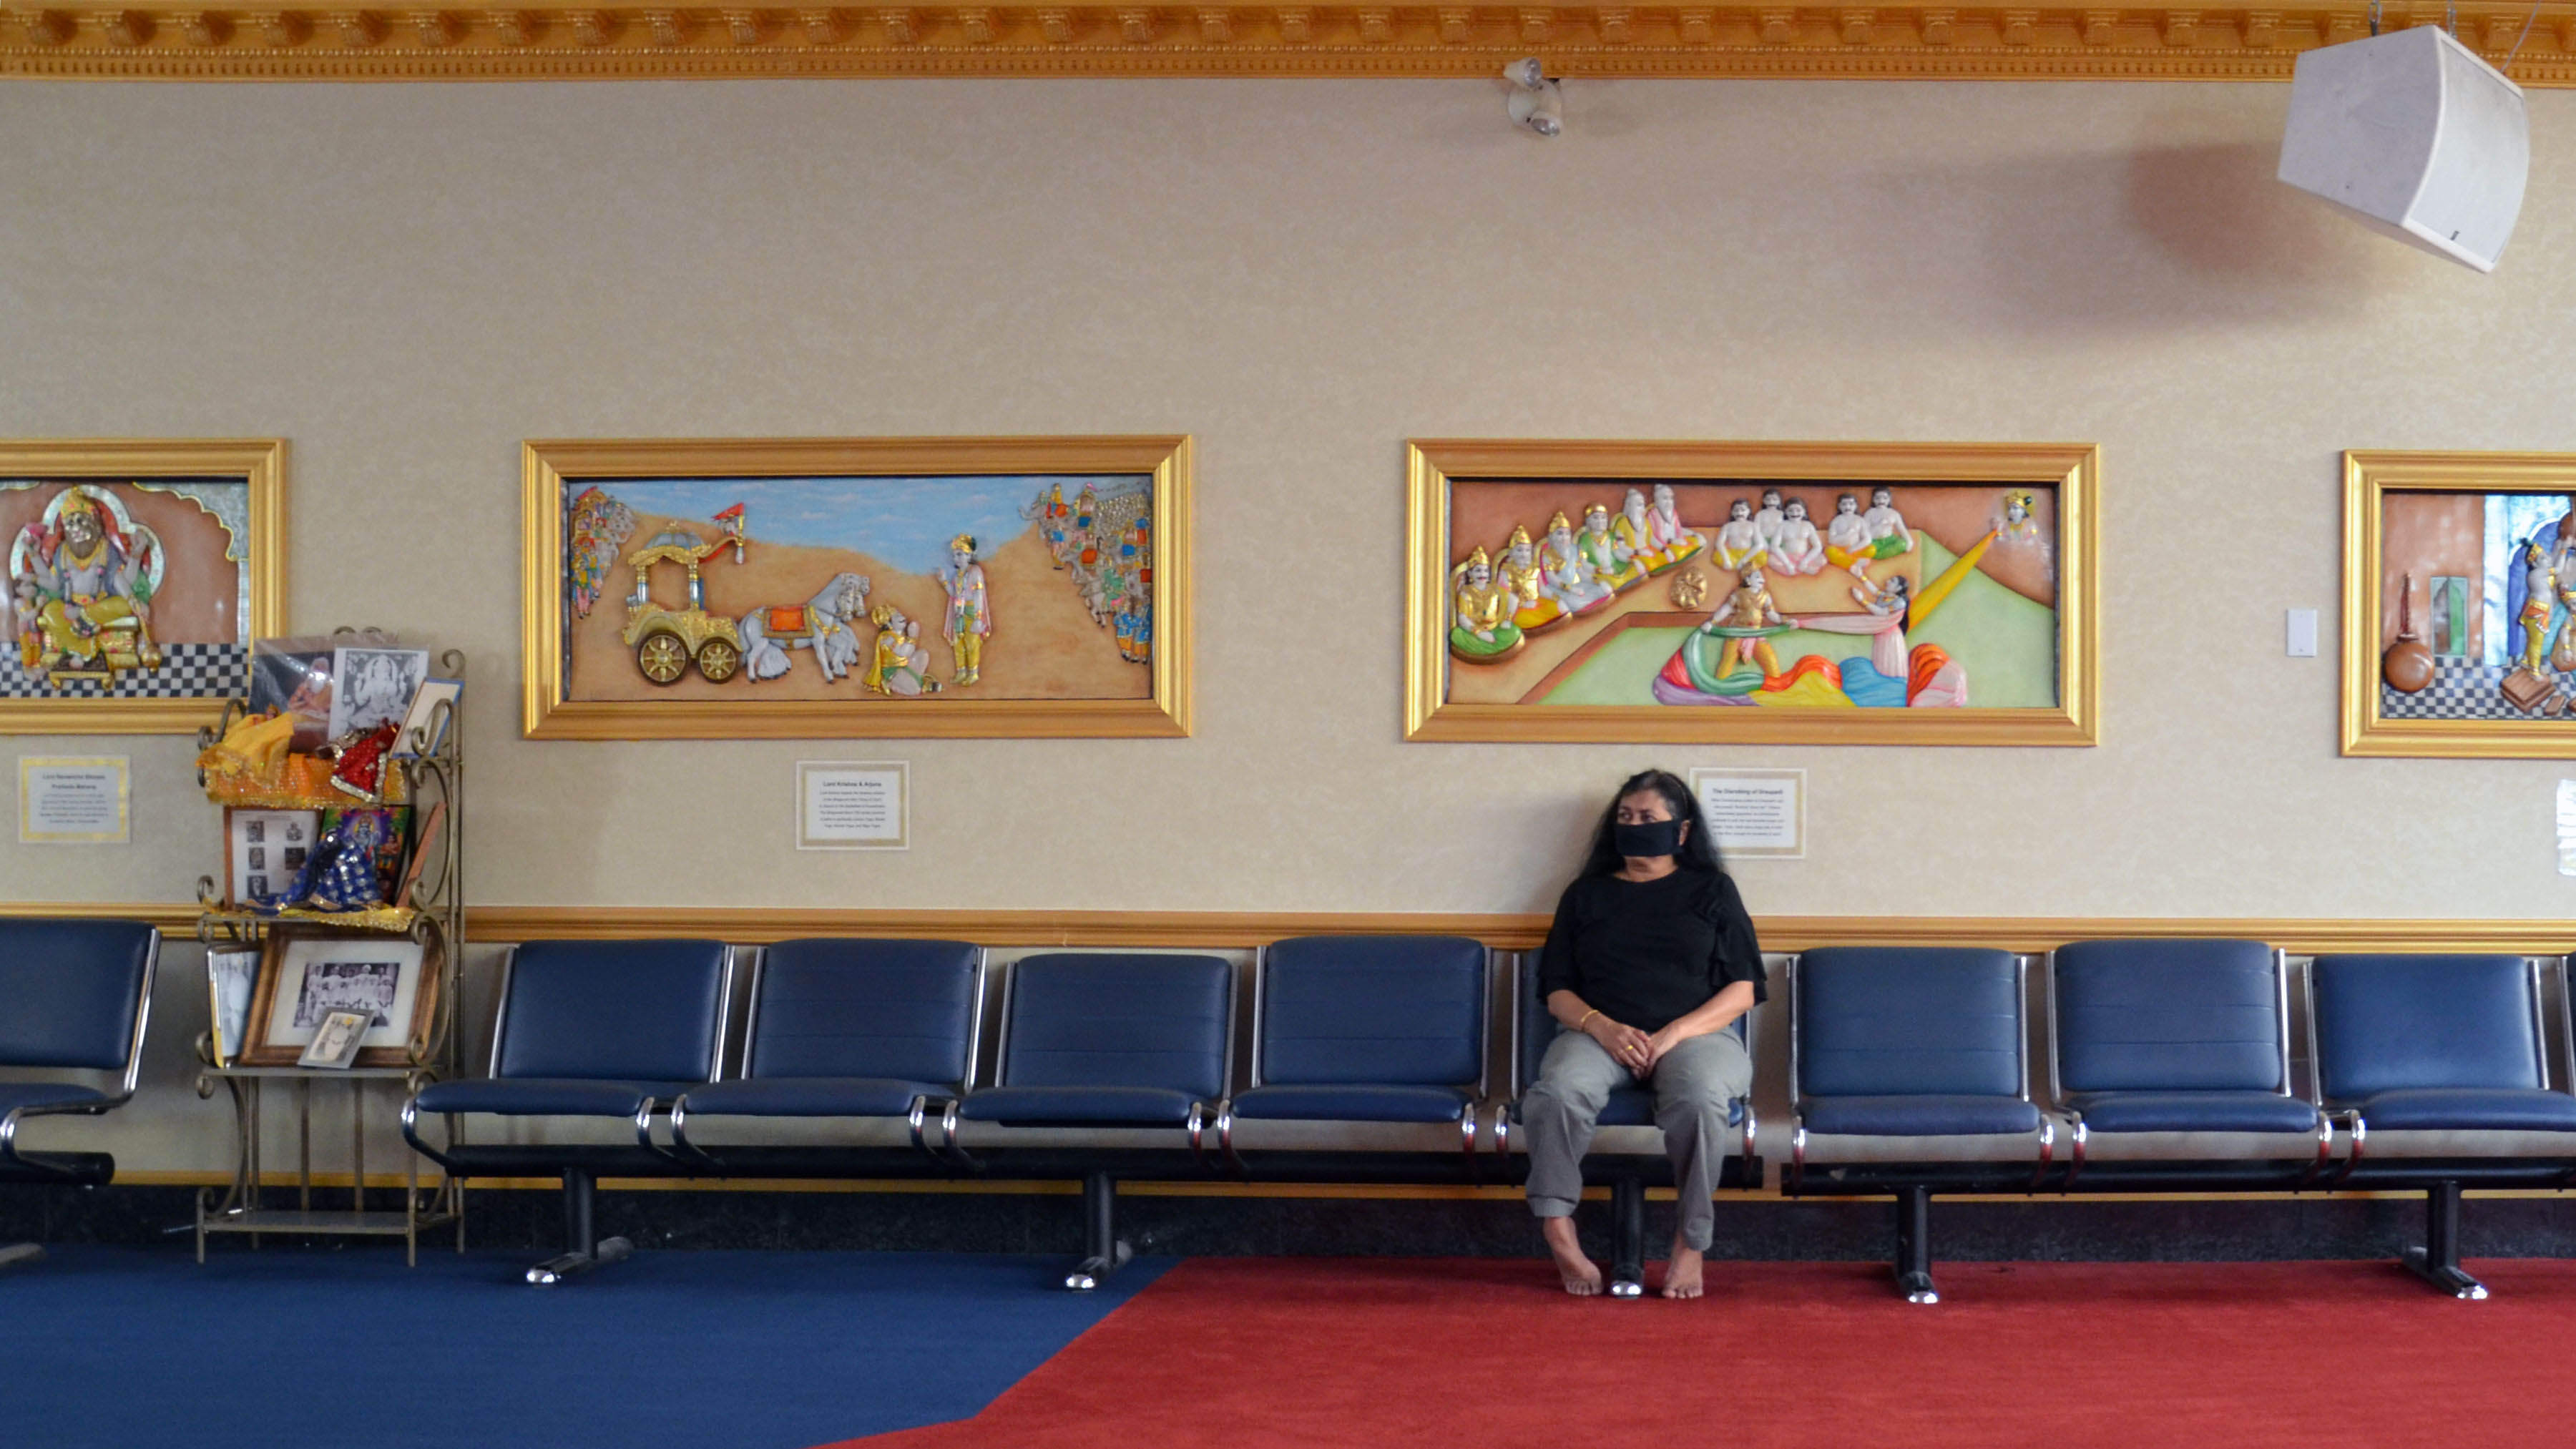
4,77,2573,1175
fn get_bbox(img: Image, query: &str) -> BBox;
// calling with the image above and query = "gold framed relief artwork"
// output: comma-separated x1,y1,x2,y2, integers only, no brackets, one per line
1406,440,2100,745
2343,451,2576,758
523,436,1191,740
2,440,287,734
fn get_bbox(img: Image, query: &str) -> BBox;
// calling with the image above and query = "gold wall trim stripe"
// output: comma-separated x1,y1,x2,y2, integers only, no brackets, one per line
104,1169,2571,1203
9,901,2572,955
7,6,2576,84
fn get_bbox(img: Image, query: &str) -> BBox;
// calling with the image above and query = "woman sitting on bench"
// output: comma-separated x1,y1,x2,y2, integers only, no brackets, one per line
1523,769,1764,1300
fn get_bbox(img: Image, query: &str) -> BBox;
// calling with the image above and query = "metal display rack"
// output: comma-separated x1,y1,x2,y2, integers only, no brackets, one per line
187,644,467,1265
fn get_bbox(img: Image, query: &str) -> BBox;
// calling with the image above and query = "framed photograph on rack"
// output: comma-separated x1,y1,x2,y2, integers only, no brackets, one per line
521,436,1192,739
1405,439,2100,746
239,928,441,1069
1,439,287,734
2343,451,2576,757
222,807,320,909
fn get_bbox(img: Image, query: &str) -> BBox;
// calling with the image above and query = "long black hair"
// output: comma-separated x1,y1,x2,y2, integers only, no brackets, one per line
1579,768,1724,877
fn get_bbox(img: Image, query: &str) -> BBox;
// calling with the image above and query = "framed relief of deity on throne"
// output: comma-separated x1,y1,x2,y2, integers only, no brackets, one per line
1406,440,2100,746
2,439,287,734
522,436,1192,740
2341,450,2576,758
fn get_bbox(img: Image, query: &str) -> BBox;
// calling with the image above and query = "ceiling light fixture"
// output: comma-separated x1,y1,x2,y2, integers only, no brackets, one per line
1504,58,1563,138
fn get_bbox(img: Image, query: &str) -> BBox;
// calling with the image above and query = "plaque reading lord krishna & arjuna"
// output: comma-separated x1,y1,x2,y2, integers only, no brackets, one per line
523,437,1192,740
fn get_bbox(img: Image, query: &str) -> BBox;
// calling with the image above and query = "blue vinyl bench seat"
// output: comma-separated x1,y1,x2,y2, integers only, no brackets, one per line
962,951,1233,1290
1507,1086,1742,1129
0,917,159,1270
2312,952,2576,1299
2345,1086,2576,1133
399,938,736,1285
1225,935,1488,1144
679,1078,954,1119
2047,941,2331,1197
958,1086,1208,1126
411,1079,692,1119
0,1081,113,1117
2064,1090,2323,1135
1800,1094,2045,1138
669,939,984,1167
1228,1084,1474,1123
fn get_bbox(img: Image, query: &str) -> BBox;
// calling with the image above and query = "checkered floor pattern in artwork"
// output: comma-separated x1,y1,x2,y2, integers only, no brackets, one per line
0,642,246,699
2379,662,2576,722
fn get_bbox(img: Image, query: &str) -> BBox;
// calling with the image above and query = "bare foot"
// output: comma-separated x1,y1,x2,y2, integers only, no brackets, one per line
1661,1240,1704,1300
1542,1217,1603,1297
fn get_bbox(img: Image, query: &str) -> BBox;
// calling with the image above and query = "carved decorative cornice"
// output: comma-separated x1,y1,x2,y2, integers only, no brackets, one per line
1,3,2573,81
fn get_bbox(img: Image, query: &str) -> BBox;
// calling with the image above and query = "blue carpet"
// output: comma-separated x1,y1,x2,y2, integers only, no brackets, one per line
0,1247,1170,1449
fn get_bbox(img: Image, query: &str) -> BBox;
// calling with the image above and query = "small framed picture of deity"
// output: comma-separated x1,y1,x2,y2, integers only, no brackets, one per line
3,439,286,735
239,927,442,1069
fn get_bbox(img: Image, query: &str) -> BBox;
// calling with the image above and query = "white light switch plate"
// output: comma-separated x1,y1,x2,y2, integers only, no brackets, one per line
2286,609,2318,657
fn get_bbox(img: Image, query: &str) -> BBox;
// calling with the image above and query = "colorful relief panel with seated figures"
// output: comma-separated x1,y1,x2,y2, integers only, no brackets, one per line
1448,482,2057,708
1409,441,2096,746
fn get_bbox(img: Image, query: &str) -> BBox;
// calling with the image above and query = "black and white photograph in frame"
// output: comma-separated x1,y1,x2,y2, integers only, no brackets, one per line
243,932,433,1067
328,645,431,740
223,807,318,908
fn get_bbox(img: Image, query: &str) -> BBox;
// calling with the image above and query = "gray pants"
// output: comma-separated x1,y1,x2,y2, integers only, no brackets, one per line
1522,1028,1753,1253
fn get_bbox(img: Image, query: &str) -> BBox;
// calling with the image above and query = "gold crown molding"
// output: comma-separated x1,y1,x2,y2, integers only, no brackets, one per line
6,4,2576,82
9,902,2565,957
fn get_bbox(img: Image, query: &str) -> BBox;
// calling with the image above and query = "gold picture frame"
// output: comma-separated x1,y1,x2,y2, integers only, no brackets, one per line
1405,439,2100,745
2341,451,2576,758
523,436,1192,740
1,438,288,734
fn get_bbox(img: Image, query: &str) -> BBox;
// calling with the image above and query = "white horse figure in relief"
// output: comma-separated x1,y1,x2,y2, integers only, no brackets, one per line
738,571,870,684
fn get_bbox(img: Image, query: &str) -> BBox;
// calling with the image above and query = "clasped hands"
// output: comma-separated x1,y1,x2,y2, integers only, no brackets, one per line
1582,1013,1675,1079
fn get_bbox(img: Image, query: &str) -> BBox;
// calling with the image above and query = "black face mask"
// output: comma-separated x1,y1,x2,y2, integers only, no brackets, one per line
1613,818,1685,858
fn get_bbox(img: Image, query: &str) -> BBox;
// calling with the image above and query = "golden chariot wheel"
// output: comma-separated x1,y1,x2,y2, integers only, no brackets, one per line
635,630,690,685
695,637,741,684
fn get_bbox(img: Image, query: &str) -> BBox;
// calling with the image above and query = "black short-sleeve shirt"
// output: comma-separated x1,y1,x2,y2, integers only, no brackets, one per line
1535,868,1766,1033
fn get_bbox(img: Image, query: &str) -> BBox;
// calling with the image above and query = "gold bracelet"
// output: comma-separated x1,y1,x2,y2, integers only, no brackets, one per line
1574,1008,1600,1033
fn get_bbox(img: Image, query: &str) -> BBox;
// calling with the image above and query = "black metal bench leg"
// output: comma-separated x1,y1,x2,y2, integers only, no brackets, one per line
2401,1179,2487,1300
525,1168,633,1286
1065,1168,1132,1292
1607,1176,1647,1299
0,1243,43,1271
1894,1185,1939,1305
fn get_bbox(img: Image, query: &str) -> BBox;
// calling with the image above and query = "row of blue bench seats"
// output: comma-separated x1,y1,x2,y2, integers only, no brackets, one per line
6,920,2575,1302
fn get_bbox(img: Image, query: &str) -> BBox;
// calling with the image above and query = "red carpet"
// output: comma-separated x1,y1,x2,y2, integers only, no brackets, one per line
836,1257,2576,1448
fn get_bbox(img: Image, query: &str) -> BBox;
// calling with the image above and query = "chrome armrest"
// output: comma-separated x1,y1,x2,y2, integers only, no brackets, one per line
0,1096,123,1176
665,1093,727,1174
934,1097,977,1170
1188,1101,1212,1171
2334,1109,2367,1186
1216,1100,1245,1178
398,1095,469,1179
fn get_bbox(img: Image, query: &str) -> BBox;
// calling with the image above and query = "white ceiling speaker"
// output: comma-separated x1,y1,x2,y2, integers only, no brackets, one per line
2278,25,2530,273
